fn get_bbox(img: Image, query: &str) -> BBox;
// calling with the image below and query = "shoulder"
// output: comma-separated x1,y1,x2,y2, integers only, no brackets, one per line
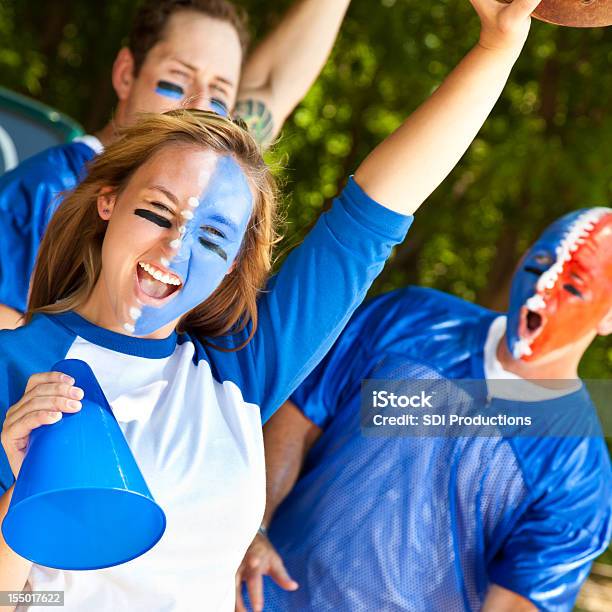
507,396,611,522
0,315,77,380
371,286,491,319
179,330,260,402
0,141,96,192
349,287,494,351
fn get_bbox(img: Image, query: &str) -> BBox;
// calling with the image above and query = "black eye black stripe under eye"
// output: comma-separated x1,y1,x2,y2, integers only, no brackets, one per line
157,80,184,96
135,209,172,229
199,237,227,261
563,284,584,299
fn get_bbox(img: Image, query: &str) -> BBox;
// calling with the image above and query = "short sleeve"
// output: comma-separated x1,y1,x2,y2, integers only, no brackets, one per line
488,435,612,611
0,357,14,493
246,177,413,423
290,315,372,429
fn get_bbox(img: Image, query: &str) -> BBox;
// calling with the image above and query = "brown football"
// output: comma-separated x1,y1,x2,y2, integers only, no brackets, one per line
532,0,612,27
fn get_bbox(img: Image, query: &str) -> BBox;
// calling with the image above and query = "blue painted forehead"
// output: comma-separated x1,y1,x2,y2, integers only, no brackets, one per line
532,209,596,246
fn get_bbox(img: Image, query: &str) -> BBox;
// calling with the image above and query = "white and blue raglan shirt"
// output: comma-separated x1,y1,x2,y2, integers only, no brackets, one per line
0,178,412,611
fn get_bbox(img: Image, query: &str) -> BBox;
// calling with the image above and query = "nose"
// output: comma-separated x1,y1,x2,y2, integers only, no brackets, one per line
190,85,228,117
163,222,192,265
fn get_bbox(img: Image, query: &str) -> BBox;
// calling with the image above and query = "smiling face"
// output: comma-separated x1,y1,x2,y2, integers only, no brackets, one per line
89,145,253,338
507,208,612,361
117,11,242,122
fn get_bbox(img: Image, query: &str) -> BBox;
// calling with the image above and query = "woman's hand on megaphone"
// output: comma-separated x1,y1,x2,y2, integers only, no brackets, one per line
1,372,84,479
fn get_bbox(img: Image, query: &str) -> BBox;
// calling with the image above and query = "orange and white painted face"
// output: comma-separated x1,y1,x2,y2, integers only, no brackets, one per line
507,208,612,361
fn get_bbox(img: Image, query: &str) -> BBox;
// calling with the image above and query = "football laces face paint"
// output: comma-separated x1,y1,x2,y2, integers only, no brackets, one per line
155,80,185,100
124,155,253,336
507,207,612,361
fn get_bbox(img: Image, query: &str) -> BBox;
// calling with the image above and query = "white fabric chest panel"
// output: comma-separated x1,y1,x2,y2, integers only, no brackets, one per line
25,336,266,612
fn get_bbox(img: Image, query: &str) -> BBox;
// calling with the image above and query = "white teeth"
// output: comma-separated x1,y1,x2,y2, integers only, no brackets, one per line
513,339,533,359
169,239,182,249
124,323,135,334
188,196,200,208
129,307,142,320
138,261,181,286
526,295,546,311
181,210,194,220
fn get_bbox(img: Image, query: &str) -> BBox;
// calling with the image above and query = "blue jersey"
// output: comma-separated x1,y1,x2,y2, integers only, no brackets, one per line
261,287,612,612
0,141,97,312
0,179,412,611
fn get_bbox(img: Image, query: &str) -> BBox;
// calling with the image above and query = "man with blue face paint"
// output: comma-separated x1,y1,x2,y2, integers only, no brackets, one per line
129,155,253,336
237,208,612,612
0,0,353,329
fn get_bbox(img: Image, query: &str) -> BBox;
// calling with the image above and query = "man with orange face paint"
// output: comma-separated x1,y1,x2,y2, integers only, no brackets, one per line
237,208,612,612
507,208,612,365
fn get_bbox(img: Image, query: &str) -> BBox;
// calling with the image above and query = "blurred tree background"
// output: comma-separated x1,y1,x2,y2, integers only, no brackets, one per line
0,0,610,379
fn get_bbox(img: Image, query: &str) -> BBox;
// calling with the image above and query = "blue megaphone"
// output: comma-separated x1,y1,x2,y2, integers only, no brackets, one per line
2,359,166,570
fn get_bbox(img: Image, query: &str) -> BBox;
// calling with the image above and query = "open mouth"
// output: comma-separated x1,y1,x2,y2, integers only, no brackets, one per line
519,305,546,341
136,261,182,301
526,310,542,332
514,301,548,359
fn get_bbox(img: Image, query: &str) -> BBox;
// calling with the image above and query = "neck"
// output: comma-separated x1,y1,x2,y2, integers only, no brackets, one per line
496,332,589,381
94,122,117,147
76,279,177,340
93,103,129,147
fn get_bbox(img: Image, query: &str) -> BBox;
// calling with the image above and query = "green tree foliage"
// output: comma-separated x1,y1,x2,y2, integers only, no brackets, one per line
0,0,610,379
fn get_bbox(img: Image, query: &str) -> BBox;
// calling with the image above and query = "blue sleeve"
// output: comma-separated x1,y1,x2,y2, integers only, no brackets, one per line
289,314,372,429
0,145,92,312
488,435,612,612
0,315,77,494
0,357,12,493
250,177,413,423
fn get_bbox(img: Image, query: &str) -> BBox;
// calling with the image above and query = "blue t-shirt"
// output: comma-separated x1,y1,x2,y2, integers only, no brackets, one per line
0,141,97,312
260,287,612,612
0,179,412,610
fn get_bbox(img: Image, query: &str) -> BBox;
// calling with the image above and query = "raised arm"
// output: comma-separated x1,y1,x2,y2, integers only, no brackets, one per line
235,0,351,146
354,0,542,215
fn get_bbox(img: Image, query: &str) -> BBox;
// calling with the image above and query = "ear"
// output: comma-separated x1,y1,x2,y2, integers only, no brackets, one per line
111,47,136,101
596,306,612,336
97,187,117,221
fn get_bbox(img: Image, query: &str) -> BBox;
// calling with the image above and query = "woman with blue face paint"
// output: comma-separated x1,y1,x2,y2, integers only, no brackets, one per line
0,1,543,609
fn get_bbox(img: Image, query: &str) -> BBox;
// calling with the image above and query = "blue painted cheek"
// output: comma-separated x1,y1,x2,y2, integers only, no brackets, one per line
210,99,229,117
155,81,184,100
507,261,539,354
505,211,586,355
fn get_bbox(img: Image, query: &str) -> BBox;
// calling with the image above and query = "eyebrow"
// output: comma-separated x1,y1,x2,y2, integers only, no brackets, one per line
206,213,239,234
173,58,235,90
149,185,179,207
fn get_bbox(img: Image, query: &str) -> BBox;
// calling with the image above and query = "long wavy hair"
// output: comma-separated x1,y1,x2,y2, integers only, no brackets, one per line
26,109,280,349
